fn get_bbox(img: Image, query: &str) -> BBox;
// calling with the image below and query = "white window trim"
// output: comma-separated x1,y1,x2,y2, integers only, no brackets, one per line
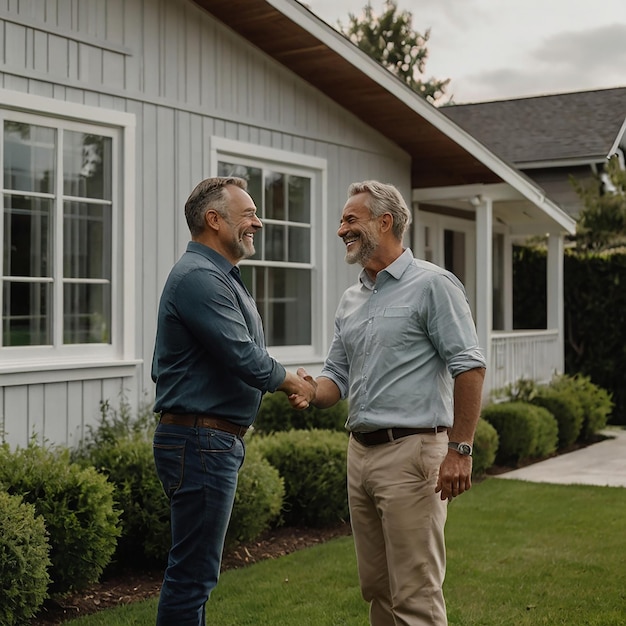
209,136,328,362
0,88,138,380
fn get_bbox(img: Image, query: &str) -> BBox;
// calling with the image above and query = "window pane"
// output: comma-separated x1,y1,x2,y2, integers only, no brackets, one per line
255,267,311,346
264,223,285,261
3,195,52,277
265,172,285,220
63,282,111,344
2,281,52,346
63,131,112,201
288,225,310,263
63,201,111,279
288,175,311,223
3,121,55,193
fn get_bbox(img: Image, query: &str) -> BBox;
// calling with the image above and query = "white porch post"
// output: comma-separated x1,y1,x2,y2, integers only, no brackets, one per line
474,197,493,382
547,233,565,374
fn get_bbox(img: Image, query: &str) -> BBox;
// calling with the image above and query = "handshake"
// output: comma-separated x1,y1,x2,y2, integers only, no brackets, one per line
280,367,317,410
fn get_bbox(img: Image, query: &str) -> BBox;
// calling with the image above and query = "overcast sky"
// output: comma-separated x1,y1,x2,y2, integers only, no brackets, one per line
304,0,626,103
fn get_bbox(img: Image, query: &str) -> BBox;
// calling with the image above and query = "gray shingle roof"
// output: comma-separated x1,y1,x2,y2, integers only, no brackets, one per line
441,87,626,165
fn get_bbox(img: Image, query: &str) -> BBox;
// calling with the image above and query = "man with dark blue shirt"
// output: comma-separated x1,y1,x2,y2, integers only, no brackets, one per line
152,176,315,626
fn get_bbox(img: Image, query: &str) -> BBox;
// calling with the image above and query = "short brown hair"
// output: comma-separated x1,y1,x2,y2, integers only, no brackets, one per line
184,176,247,236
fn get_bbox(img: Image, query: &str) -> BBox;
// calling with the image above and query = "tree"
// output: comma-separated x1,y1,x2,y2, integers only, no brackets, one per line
570,155,626,251
338,0,449,102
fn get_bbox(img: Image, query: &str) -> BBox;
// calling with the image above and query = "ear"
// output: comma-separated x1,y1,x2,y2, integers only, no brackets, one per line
205,209,221,232
379,212,394,233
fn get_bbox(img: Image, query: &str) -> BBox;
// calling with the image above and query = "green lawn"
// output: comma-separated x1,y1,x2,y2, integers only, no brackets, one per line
64,478,626,625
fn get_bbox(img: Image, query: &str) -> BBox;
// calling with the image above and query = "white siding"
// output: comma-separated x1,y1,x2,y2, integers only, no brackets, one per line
0,0,411,447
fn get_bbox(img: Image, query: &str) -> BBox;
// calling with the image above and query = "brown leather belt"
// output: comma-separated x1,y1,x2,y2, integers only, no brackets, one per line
351,426,448,447
160,413,248,437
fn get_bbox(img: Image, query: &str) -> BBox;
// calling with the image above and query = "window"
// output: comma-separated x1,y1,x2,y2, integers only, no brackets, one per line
218,160,312,347
0,91,136,377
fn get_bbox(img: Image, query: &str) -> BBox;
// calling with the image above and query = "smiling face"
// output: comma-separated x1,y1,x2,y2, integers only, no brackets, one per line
337,192,380,267
217,185,263,264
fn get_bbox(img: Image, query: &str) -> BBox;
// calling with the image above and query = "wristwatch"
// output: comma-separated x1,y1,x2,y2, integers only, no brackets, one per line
448,442,473,456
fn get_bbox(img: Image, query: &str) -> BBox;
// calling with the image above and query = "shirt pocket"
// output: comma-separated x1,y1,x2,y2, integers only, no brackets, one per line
377,305,411,347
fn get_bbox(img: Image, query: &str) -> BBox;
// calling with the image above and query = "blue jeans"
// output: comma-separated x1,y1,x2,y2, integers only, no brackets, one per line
153,423,245,626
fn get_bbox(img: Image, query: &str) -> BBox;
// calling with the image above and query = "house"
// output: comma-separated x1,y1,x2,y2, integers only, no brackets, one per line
442,87,626,218
0,0,575,449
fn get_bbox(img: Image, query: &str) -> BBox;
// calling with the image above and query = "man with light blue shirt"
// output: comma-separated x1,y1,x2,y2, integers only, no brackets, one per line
301,180,486,626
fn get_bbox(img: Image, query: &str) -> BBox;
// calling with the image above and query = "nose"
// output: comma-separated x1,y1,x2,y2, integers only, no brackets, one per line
252,214,263,229
337,221,348,238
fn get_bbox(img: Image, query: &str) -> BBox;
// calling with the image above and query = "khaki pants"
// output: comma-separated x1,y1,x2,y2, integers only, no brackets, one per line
347,431,449,626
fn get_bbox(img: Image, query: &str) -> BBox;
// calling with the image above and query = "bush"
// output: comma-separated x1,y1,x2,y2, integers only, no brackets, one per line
472,419,498,477
548,374,613,441
74,435,170,568
0,441,121,595
225,446,284,549
252,429,349,527
0,491,51,625
531,387,584,449
481,402,558,466
254,392,348,434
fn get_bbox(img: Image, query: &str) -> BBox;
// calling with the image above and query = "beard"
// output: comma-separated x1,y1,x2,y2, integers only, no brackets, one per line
345,229,378,266
226,231,255,261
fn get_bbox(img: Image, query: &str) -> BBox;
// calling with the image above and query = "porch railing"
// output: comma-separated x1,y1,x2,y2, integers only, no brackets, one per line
487,329,561,396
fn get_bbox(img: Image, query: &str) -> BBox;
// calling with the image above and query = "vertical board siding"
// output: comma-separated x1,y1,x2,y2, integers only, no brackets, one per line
0,0,411,447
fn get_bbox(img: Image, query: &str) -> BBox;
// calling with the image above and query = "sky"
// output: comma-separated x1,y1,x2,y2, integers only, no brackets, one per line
304,0,626,103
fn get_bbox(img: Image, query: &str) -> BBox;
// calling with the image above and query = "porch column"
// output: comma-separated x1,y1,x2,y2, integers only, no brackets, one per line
547,233,565,374
474,197,493,381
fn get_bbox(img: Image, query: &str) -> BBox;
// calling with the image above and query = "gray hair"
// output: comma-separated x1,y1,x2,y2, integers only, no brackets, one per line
185,176,248,236
347,180,412,240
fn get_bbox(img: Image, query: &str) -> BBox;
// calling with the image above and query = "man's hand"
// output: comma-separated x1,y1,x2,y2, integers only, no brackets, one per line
279,370,317,410
435,451,473,501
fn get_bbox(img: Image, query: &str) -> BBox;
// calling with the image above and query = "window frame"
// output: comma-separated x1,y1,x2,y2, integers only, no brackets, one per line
210,137,328,363
0,89,138,384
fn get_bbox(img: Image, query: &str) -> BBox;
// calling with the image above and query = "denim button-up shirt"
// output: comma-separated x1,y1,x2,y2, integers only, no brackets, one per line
152,242,286,426
320,249,486,432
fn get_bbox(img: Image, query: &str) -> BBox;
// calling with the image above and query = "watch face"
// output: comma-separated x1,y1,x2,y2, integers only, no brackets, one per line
458,443,472,455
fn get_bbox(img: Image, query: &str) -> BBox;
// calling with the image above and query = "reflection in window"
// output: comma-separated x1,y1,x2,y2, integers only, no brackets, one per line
2,121,114,347
218,159,313,347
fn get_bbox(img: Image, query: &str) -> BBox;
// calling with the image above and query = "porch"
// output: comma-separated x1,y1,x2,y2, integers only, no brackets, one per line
487,329,560,397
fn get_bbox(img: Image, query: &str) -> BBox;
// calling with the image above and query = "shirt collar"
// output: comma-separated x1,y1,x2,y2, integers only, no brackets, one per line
187,241,236,275
358,248,413,288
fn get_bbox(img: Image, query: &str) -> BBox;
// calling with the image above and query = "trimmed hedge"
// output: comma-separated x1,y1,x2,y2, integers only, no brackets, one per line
0,442,121,595
531,387,584,449
254,391,348,434
472,418,499,477
0,491,51,625
251,429,349,527
481,401,558,466
225,446,284,548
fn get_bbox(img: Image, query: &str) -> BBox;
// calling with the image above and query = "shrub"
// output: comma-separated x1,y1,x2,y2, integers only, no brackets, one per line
252,429,349,527
254,392,348,434
481,402,558,466
0,441,121,595
472,419,498,477
548,374,613,441
225,446,284,549
0,492,51,625
531,387,584,449
74,435,170,568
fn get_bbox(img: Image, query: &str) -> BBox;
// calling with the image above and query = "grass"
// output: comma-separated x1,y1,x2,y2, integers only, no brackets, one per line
64,478,626,625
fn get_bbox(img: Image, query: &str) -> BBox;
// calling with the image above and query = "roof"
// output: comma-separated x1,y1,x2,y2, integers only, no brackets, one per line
190,0,575,234
193,0,501,188
442,88,626,168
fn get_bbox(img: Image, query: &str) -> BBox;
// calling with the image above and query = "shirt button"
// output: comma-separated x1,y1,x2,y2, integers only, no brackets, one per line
374,289,378,293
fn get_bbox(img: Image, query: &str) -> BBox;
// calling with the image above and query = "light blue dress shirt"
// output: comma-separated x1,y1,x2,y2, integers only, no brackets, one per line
320,249,486,432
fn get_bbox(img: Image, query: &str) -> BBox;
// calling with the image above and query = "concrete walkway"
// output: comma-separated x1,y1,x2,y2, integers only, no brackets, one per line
495,427,626,488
